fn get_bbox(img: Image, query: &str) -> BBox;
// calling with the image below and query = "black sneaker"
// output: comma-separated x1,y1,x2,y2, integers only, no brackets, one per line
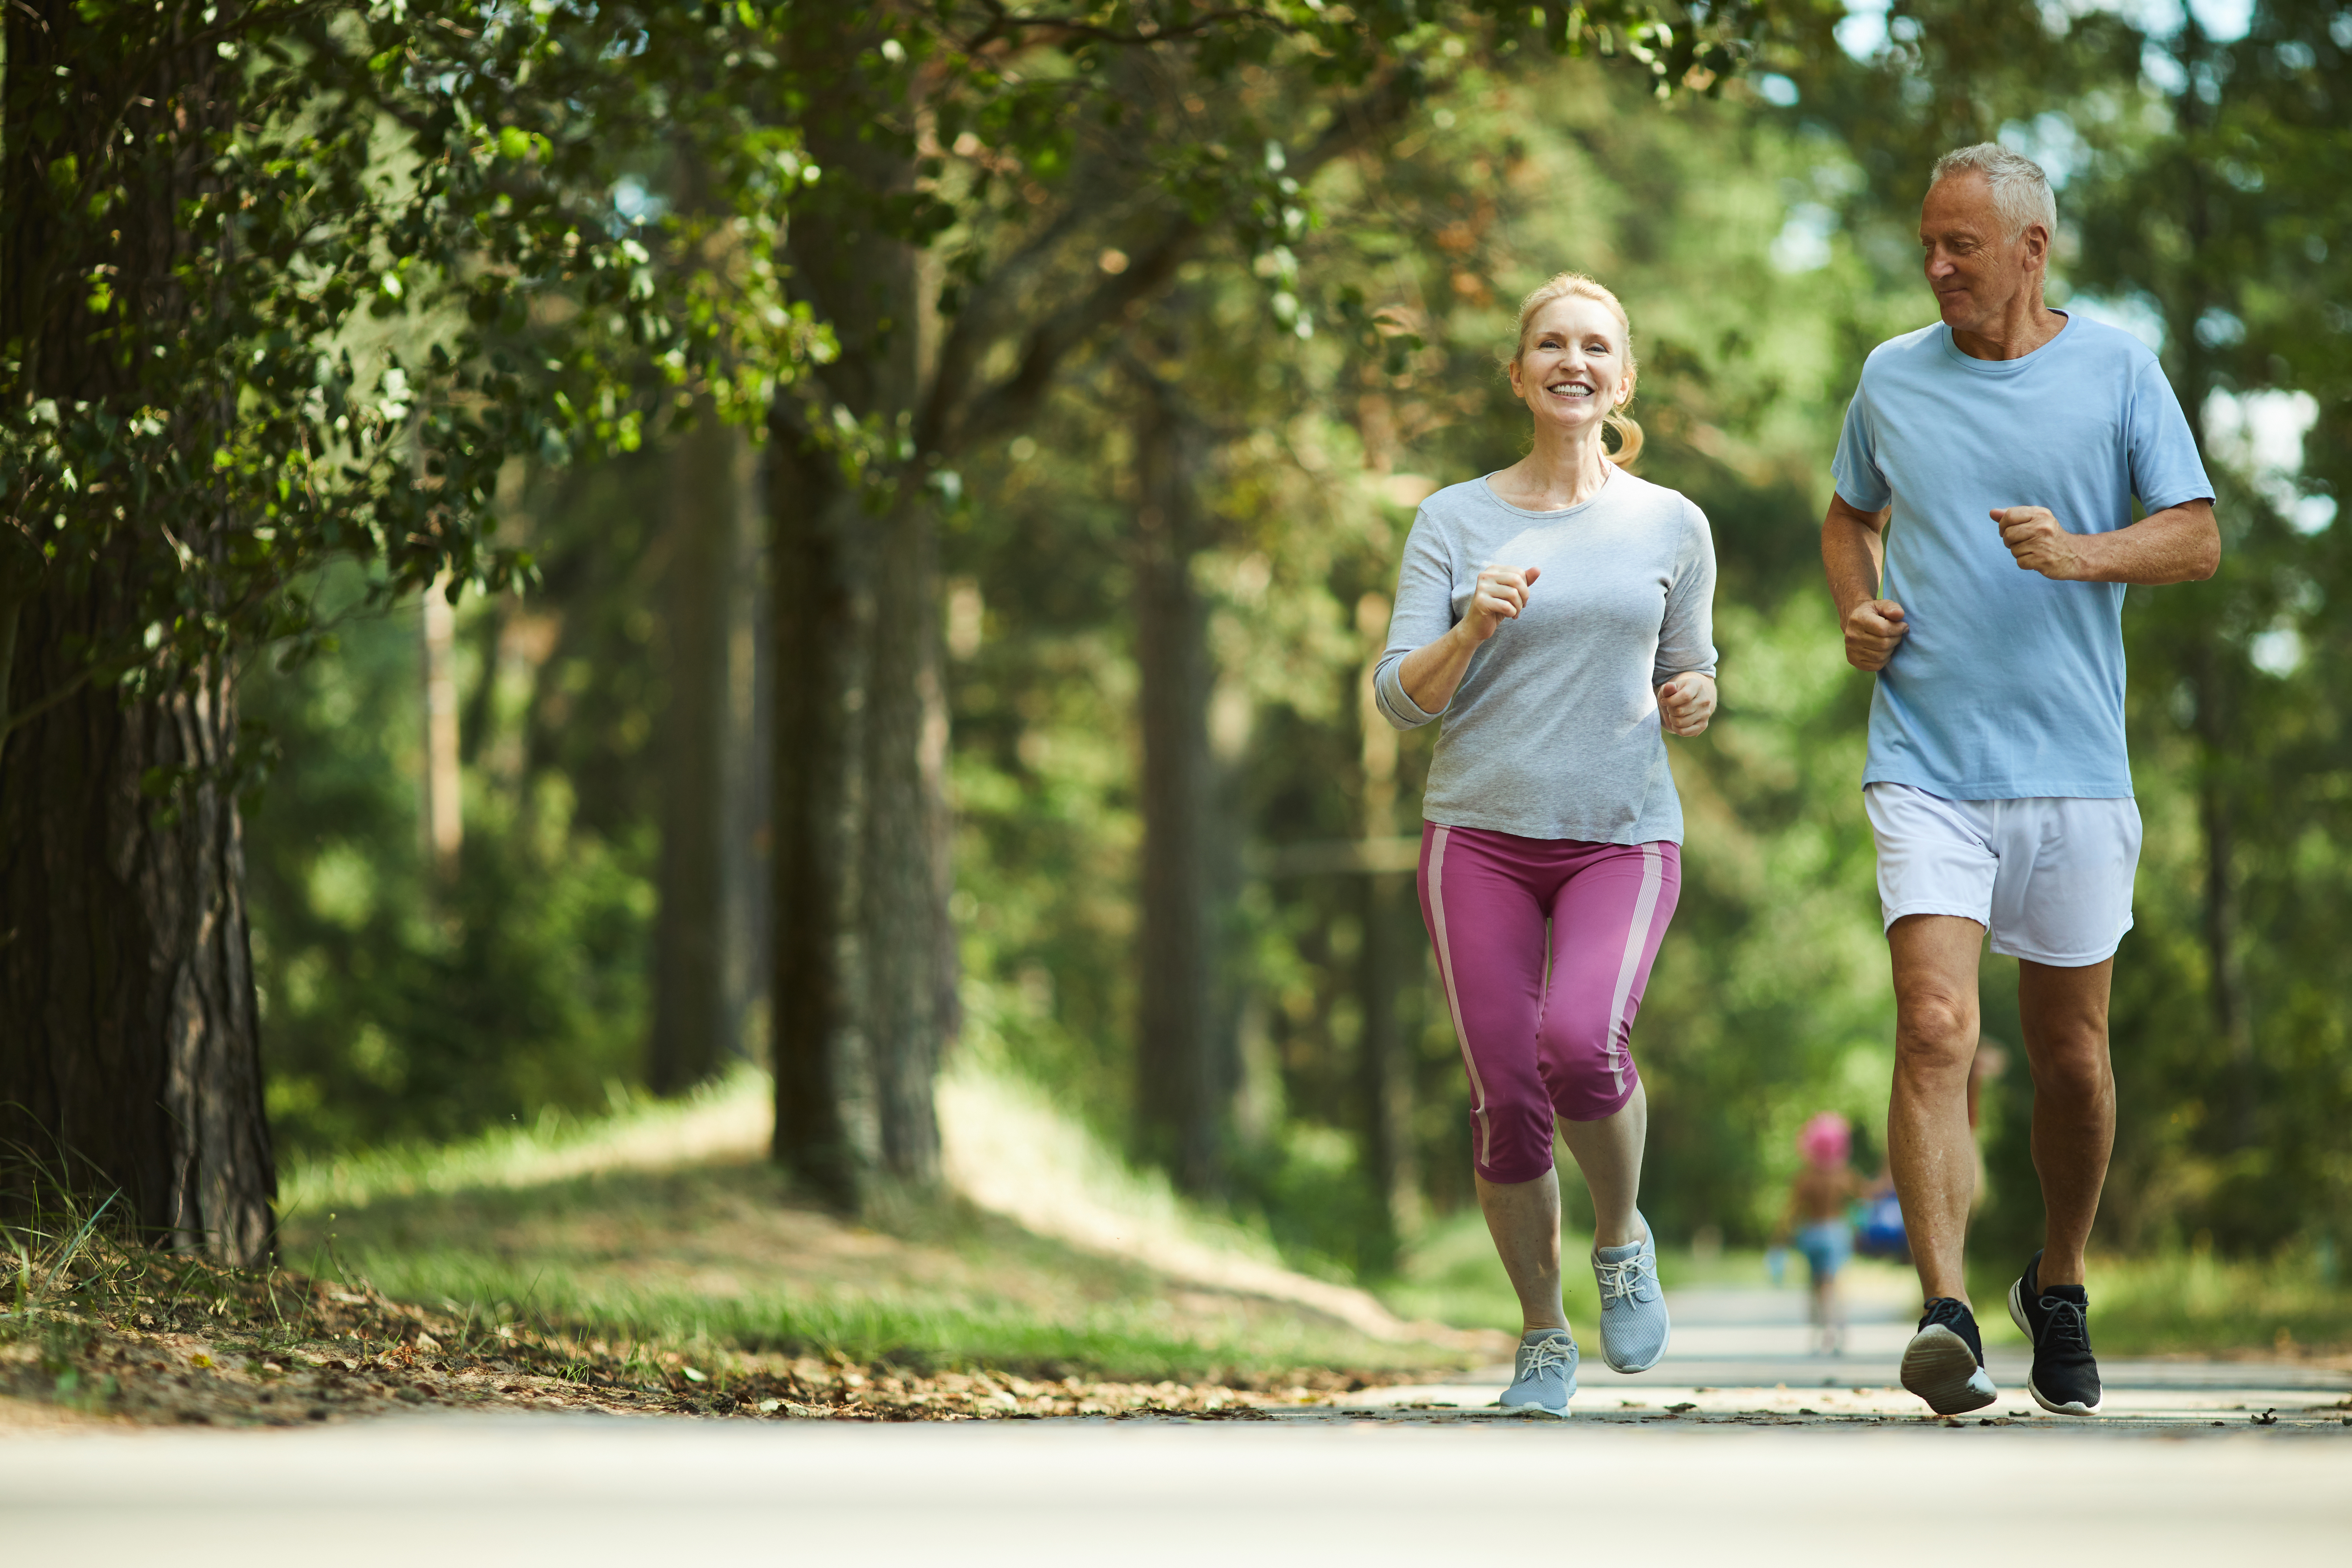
2008,1250,2102,1416
1900,1296,1998,1414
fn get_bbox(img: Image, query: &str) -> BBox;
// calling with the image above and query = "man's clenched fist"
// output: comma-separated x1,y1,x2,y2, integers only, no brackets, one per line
1994,505,2088,581
1843,597,1909,673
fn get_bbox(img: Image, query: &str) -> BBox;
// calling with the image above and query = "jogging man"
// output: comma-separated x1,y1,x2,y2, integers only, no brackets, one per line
1821,144,2218,1416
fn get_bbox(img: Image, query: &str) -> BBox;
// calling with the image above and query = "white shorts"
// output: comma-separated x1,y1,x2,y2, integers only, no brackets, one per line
1863,783,2141,967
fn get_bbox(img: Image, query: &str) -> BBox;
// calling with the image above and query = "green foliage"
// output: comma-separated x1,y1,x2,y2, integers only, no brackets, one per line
2,2,814,722
243,564,654,1154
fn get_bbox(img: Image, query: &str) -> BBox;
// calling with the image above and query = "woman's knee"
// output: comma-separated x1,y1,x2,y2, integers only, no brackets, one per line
1538,1009,1637,1122
1473,1097,1558,1185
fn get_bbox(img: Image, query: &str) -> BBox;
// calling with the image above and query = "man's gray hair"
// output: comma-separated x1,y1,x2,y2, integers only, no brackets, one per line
1930,143,2058,243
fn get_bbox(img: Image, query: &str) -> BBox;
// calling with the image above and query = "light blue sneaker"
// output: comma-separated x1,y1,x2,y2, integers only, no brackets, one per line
1592,1212,1670,1373
1497,1329,1577,1417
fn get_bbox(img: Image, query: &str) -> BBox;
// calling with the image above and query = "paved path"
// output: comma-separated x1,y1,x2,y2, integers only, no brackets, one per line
4,1412,2347,1566
1348,1283,2351,1424
4,1283,2343,1564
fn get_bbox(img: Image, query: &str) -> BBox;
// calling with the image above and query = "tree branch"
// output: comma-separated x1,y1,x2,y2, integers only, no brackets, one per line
923,66,1422,458
960,0,1301,54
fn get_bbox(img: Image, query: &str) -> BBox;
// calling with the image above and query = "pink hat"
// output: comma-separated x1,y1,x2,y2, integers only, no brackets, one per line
1798,1112,1851,1169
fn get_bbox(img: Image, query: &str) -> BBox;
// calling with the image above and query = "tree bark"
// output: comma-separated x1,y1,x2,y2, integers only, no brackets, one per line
0,3,274,1261
0,573,275,1262
1354,601,1417,1249
768,428,872,1205
767,16,947,1199
721,427,771,1081
1130,368,1225,1195
420,576,462,884
2163,39,2256,1149
649,407,737,1096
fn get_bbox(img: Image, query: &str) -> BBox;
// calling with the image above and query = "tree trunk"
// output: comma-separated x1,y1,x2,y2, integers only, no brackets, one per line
1354,597,1418,1250
649,407,738,1096
721,428,771,1079
420,576,462,884
2190,644,2255,1143
1130,370,1225,1195
766,20,949,1200
2163,54,2257,1149
768,429,871,1204
0,577,275,1262
768,444,948,1200
0,4,274,1261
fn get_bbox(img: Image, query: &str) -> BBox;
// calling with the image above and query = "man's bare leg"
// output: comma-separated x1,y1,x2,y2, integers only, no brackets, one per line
2016,958,2116,1288
1887,915,1986,1304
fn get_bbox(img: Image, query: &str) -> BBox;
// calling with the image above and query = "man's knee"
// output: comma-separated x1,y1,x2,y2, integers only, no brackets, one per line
2029,1031,2112,1101
1895,989,1977,1065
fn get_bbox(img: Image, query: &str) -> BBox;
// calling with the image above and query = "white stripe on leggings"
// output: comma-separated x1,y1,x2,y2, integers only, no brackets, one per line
1604,843,1665,1098
1427,827,1493,1170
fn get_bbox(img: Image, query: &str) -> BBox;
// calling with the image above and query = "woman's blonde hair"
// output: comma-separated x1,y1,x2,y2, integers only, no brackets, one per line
1508,272,1644,467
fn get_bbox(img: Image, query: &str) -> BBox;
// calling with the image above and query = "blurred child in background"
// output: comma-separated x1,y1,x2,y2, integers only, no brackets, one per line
1774,1112,1868,1355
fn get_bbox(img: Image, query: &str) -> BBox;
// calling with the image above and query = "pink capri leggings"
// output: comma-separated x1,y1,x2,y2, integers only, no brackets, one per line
1416,822,1681,1185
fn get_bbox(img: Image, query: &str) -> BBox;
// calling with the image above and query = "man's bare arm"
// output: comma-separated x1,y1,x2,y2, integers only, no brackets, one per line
1822,493,1906,672
1994,498,2219,585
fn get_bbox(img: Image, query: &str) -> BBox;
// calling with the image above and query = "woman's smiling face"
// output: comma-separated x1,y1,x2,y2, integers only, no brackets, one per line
1508,295,1631,436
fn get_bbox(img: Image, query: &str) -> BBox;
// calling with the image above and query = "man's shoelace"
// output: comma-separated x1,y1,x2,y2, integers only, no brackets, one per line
1593,1252,1657,1304
2037,1294,2091,1349
1917,1297,1981,1360
1920,1297,1972,1332
1517,1337,1575,1381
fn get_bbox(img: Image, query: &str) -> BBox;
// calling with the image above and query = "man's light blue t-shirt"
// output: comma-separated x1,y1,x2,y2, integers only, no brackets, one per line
1832,314,2213,800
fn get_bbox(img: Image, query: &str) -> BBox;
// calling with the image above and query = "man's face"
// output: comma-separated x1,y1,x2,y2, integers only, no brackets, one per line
1918,172,2045,335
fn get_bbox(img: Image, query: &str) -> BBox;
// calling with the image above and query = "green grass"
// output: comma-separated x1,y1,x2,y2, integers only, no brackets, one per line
277,1071,1475,1386
1381,1208,2350,1358
338,1242,1422,1384
277,1066,769,1215
1973,1245,2350,1358
278,1071,2347,1375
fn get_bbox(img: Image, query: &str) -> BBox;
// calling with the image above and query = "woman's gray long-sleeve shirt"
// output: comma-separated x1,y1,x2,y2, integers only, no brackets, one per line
1374,468,1718,846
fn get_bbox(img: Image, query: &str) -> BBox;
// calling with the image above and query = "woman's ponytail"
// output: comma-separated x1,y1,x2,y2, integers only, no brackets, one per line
1603,407,1643,469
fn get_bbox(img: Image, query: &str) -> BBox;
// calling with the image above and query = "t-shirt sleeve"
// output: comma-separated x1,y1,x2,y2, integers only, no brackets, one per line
2126,356,2216,513
1373,509,1457,729
1653,500,1720,687
1830,381,1891,512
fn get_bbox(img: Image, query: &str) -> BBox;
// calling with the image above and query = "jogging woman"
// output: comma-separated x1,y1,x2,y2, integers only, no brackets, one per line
1374,272,1718,1416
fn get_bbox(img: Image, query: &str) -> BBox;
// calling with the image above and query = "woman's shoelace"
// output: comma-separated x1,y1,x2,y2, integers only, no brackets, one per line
1518,1336,1575,1378
1593,1253,1657,1303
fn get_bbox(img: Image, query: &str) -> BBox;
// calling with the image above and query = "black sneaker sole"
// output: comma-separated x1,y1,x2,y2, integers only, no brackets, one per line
2007,1275,2103,1416
1900,1324,1998,1414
